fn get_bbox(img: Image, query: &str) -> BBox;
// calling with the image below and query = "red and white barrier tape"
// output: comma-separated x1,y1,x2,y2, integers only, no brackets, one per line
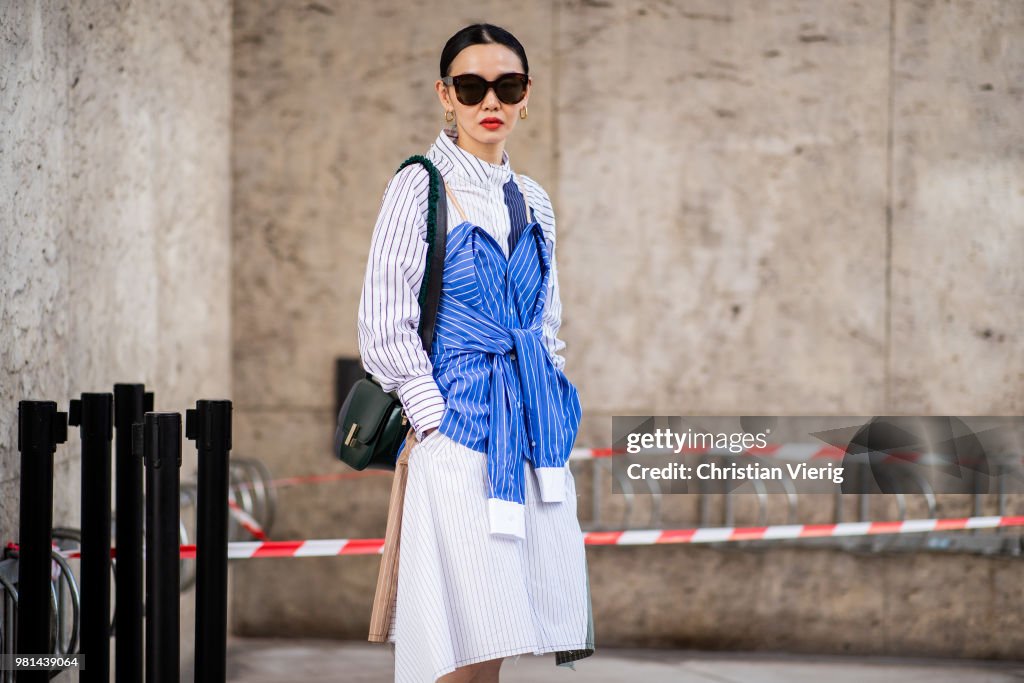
269,470,387,488
569,444,937,464
227,497,266,540
568,444,959,463
570,444,842,461
582,515,1024,545
36,514,1023,561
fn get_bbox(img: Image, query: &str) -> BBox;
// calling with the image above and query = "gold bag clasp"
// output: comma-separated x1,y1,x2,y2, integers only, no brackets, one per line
344,422,360,447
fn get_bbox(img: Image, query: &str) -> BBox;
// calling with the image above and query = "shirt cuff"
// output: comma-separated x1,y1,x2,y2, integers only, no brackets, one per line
396,373,445,441
488,498,526,540
535,466,566,503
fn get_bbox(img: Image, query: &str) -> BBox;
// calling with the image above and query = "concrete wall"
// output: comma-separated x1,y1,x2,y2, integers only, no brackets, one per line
3,0,1019,668
0,0,232,676
229,0,1023,659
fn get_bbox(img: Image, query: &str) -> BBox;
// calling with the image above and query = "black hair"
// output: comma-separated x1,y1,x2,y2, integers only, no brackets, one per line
439,23,529,78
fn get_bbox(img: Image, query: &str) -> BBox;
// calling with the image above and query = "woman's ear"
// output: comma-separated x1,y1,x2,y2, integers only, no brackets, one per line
435,80,451,111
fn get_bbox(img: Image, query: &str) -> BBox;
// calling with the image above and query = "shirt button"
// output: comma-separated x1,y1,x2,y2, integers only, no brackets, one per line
530,440,536,447
509,351,517,360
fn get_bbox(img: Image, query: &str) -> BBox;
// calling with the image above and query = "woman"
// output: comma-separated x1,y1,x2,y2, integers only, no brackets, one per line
358,23,595,683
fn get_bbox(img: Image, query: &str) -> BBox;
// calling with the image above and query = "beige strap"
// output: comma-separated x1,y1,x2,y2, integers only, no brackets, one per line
444,185,469,222
367,426,417,643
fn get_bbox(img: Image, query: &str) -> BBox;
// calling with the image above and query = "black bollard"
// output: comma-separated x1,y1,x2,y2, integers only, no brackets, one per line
69,393,114,683
16,400,67,683
135,412,181,683
186,400,232,683
113,384,151,683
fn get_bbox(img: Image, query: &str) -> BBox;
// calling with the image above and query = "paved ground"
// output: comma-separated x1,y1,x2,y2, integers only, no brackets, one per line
220,637,1024,682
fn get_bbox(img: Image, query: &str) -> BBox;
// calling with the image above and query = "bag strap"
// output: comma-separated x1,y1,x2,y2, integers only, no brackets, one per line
395,155,448,354
444,185,468,222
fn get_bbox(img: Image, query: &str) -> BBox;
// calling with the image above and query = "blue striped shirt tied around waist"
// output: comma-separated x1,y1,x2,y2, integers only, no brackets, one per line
433,182,582,541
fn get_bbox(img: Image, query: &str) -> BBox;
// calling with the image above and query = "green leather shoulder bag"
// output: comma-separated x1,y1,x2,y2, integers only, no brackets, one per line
333,155,448,471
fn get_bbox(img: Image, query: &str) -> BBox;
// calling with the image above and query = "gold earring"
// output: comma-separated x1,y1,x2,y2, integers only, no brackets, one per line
445,110,455,122
519,106,528,120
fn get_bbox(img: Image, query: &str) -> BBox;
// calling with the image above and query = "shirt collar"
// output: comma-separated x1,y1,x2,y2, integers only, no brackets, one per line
428,126,513,189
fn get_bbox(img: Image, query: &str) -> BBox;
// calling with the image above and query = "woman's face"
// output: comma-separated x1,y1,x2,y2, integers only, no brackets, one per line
436,43,531,150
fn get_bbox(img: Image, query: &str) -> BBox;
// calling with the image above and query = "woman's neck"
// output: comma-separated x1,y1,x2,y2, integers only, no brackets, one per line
455,127,504,166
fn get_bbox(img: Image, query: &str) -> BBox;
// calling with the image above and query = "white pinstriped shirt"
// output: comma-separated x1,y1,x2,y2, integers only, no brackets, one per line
358,127,568,443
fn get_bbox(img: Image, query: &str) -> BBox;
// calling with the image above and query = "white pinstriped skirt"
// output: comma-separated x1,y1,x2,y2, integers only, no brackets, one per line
387,429,591,682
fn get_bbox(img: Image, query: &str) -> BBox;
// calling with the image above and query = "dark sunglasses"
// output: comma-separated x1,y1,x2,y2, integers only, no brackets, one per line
441,72,529,106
